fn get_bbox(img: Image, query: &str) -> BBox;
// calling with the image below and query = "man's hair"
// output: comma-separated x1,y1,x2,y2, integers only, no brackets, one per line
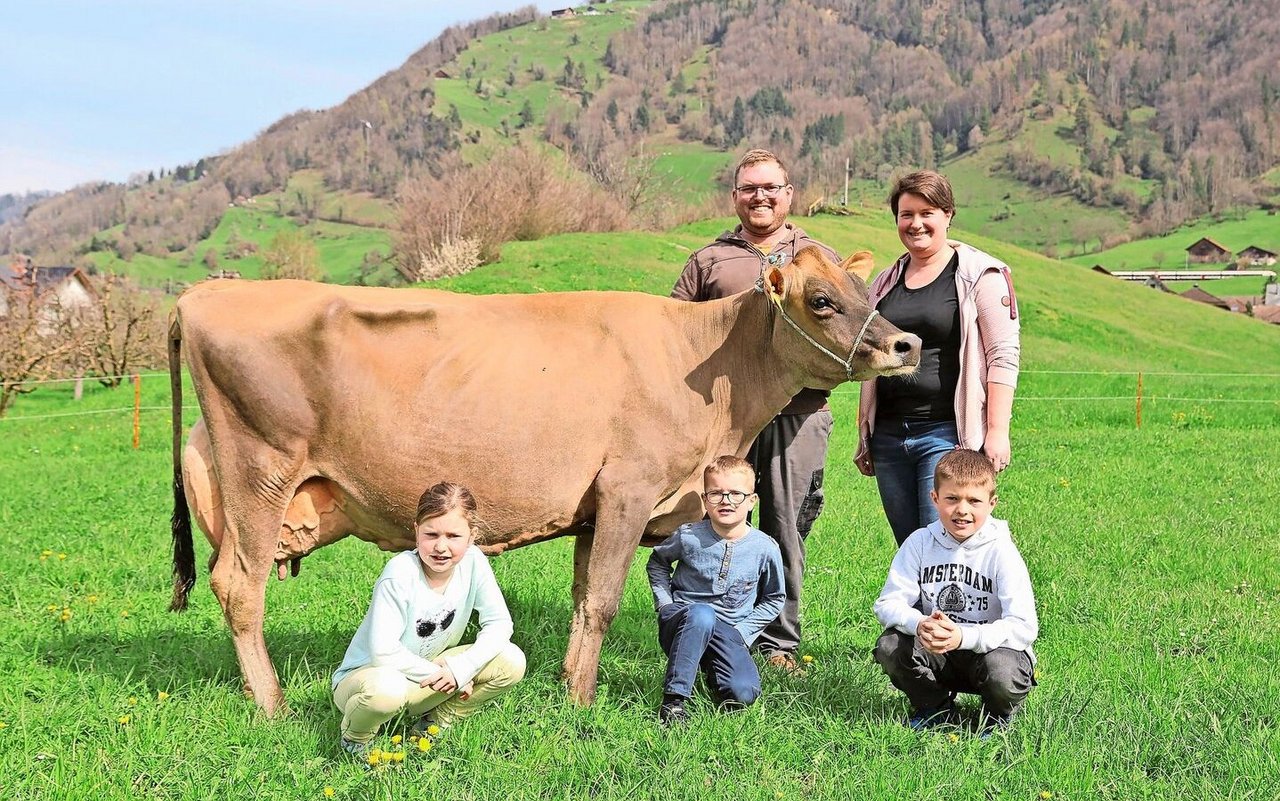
934,449,996,493
416,481,479,526
734,148,789,186
704,454,756,486
889,169,956,217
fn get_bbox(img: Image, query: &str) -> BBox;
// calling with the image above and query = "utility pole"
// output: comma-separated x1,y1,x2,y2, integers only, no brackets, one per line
842,157,850,207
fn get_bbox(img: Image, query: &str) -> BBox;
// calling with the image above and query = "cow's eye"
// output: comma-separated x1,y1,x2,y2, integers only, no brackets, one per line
810,296,833,311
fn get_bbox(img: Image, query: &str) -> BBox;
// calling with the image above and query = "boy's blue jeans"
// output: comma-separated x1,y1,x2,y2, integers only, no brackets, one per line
870,418,959,545
657,603,761,705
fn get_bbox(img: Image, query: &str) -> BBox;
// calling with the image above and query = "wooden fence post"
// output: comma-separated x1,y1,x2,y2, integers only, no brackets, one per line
1135,371,1143,429
132,374,141,449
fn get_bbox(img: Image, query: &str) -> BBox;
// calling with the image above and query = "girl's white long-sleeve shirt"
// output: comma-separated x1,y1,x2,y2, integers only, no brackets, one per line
332,546,514,689
874,518,1038,659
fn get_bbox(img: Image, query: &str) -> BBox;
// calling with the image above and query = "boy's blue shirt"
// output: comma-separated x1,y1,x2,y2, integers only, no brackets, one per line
646,519,786,645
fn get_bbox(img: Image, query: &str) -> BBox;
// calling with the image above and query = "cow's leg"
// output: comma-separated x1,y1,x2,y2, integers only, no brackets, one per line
562,483,652,706
561,533,594,682
207,457,302,716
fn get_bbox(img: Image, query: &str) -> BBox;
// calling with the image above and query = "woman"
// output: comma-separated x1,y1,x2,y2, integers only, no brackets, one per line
854,170,1020,545
331,482,526,757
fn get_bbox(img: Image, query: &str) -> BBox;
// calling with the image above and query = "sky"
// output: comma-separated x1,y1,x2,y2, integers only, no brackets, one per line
0,1,561,196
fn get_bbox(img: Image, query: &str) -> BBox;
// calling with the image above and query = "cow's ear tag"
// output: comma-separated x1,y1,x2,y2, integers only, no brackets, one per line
765,266,786,309
841,250,875,282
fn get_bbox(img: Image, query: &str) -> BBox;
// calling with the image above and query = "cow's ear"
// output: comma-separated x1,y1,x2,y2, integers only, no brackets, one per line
834,249,875,280
840,250,875,282
765,265,786,308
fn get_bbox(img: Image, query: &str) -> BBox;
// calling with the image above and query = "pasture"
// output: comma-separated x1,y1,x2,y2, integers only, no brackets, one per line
1,228,1278,799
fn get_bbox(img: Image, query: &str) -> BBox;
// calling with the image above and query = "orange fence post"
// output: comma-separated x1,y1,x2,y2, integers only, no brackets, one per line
132,374,141,449
1135,371,1143,429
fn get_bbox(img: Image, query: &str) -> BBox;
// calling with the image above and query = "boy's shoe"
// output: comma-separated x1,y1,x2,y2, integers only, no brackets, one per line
977,709,1012,740
906,700,961,731
339,737,370,759
410,714,445,738
659,695,690,726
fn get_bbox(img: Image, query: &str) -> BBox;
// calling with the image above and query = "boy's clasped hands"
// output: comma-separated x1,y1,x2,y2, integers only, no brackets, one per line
916,610,962,654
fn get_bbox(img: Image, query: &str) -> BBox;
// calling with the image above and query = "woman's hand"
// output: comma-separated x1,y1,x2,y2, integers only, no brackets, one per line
983,428,1011,472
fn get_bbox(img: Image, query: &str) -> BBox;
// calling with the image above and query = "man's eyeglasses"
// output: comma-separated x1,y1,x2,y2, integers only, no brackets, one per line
703,489,750,505
734,184,787,198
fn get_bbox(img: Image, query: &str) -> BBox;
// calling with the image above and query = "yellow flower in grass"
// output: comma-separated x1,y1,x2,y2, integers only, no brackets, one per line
58,553,67,560
0,721,8,729
390,751,405,763
157,691,170,702
801,654,814,664
47,604,58,613
127,696,138,706
323,788,335,798
86,595,99,605
948,733,960,744
117,715,131,725
120,610,129,618
366,747,382,766
60,609,73,622
390,734,402,745
426,724,441,737
1040,793,1054,800
417,738,432,753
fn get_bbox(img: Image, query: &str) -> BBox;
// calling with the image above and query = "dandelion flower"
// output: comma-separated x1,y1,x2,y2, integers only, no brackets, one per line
948,733,960,743
127,697,138,706
390,734,402,745
120,610,129,618
0,721,8,730
157,691,170,702
60,610,73,622
409,735,419,743
1040,793,1053,800
417,738,432,753
323,788,335,798
366,747,382,766
87,595,99,605
41,549,52,557
58,553,67,560
426,724,441,736
801,654,814,664
47,604,58,612
390,751,405,763
117,715,131,725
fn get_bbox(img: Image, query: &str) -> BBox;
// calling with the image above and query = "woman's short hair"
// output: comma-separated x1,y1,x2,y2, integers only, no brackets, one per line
889,170,956,217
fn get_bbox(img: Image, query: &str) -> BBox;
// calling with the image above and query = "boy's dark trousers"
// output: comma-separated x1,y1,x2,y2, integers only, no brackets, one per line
657,603,761,705
873,628,1034,720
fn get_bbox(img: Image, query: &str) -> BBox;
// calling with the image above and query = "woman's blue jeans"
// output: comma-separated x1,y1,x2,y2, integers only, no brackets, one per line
870,418,959,545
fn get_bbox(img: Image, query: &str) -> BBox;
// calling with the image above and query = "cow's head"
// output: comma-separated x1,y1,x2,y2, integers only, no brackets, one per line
762,246,920,385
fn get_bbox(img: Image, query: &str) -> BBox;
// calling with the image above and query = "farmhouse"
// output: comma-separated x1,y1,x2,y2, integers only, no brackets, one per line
1236,245,1277,267
1181,285,1231,311
0,257,96,320
550,8,576,17
1185,237,1232,264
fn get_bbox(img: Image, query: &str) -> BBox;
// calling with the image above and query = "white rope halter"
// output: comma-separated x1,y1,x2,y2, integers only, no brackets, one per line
755,276,879,381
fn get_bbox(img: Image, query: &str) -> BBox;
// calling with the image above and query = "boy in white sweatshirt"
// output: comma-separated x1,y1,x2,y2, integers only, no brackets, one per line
873,449,1037,734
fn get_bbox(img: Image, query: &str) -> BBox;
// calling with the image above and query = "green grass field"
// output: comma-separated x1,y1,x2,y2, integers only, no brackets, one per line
1,223,1277,799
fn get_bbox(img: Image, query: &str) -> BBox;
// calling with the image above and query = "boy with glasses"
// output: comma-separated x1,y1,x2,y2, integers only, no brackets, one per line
670,148,840,673
646,456,786,725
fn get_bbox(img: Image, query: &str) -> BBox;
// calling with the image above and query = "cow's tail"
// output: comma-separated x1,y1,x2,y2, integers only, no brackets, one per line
169,312,196,612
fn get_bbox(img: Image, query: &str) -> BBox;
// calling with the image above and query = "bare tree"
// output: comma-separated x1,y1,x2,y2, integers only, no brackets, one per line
0,274,84,418
76,274,168,388
260,230,323,281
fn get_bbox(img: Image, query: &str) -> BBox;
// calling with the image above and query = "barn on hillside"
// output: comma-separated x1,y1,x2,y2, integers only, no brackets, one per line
1185,237,1232,264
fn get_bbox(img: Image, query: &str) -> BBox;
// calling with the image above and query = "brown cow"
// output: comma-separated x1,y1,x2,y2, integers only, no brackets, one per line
168,247,920,715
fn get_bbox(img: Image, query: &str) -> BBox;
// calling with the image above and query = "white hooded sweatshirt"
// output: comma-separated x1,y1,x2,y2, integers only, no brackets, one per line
874,517,1038,660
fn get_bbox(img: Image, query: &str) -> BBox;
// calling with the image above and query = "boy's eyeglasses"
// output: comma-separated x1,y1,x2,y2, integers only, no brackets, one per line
703,490,750,505
734,184,787,198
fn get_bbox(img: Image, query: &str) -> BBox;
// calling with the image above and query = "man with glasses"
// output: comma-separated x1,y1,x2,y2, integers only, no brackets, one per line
670,148,840,672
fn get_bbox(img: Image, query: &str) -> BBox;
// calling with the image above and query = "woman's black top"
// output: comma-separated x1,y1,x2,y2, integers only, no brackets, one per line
875,251,961,421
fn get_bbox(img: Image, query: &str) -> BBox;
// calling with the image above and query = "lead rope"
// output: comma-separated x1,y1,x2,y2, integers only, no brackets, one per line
754,276,879,380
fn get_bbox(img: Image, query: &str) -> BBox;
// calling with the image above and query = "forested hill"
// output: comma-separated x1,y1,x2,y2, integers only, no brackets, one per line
5,0,1279,268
